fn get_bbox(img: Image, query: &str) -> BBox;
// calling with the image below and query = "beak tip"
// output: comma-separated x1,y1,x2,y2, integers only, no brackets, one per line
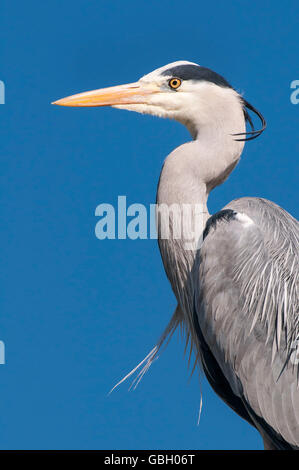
52,99,64,106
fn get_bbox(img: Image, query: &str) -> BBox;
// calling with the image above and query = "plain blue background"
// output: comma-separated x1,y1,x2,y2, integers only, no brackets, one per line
0,0,298,450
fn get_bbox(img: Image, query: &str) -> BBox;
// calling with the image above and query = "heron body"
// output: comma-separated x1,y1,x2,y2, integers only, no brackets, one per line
54,61,299,449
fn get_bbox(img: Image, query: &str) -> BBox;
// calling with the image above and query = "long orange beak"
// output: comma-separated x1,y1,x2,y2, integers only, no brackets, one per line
52,82,159,107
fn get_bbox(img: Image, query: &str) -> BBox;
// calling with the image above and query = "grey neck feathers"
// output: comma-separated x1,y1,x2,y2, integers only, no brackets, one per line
156,122,245,315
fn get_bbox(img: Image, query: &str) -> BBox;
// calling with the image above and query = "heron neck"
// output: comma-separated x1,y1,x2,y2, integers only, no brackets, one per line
156,136,243,222
156,137,244,309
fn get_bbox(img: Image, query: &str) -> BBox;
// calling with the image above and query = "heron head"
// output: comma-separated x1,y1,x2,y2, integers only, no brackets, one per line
53,60,265,141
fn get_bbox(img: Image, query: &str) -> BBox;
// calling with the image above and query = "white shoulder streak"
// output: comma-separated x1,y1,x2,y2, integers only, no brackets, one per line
235,212,255,228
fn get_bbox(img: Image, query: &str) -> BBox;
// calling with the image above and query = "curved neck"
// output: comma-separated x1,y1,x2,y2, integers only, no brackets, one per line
156,133,245,311
157,133,244,211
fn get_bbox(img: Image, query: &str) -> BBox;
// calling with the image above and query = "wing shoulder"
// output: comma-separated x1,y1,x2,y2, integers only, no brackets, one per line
195,197,299,448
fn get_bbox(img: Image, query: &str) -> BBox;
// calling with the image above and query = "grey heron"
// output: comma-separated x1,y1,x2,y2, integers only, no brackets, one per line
53,61,299,450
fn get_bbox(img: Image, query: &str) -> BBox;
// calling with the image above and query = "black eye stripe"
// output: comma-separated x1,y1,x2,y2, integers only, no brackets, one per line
162,64,232,88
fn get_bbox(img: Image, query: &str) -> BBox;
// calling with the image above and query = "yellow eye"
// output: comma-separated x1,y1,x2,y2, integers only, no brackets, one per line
168,78,182,90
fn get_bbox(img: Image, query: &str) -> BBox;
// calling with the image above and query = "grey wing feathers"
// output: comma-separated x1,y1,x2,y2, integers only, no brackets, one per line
194,197,299,449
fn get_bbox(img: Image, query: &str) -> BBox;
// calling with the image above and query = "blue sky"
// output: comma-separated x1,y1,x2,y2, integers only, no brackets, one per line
0,0,298,450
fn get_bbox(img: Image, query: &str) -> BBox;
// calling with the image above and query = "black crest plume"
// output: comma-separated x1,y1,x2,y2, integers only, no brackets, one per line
233,99,266,141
